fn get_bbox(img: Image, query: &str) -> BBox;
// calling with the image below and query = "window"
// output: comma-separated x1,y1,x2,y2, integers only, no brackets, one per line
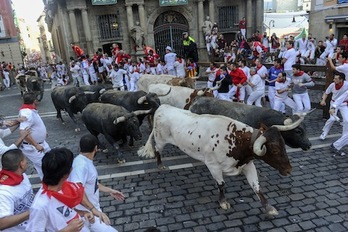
97,14,122,40
218,6,239,32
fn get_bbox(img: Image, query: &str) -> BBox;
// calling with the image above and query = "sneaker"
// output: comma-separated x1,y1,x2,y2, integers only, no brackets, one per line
330,144,340,156
320,133,326,140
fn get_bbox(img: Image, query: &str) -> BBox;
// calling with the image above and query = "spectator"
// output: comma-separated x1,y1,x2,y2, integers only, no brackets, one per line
238,17,246,39
174,55,186,78
182,32,198,62
269,33,280,62
164,46,177,76
315,40,326,65
327,51,348,80
19,93,51,180
320,34,337,60
26,148,95,231
282,40,297,79
68,134,125,232
320,72,348,140
0,149,34,231
338,33,348,52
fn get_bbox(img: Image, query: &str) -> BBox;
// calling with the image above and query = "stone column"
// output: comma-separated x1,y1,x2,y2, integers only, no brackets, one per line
246,0,252,38
197,0,204,47
208,0,215,23
138,3,146,32
68,9,79,43
81,8,93,54
256,0,264,33
126,4,134,31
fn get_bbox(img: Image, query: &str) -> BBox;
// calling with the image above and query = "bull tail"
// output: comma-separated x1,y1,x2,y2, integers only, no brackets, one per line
137,130,156,158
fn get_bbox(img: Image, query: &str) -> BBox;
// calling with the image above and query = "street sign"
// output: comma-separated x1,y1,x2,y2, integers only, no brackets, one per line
159,0,188,6
92,0,117,5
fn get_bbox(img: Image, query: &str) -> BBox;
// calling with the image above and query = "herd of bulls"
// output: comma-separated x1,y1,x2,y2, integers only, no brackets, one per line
49,74,311,216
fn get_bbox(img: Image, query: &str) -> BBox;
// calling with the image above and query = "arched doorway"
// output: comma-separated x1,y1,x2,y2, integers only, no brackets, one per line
154,11,189,58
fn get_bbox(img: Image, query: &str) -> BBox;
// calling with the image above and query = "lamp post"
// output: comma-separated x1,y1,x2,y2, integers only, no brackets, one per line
268,20,275,36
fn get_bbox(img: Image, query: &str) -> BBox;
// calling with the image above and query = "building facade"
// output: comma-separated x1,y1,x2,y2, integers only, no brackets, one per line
37,12,55,64
44,0,264,62
0,0,22,66
310,0,348,41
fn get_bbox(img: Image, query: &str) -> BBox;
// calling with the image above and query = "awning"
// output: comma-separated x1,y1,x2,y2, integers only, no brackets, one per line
324,15,348,23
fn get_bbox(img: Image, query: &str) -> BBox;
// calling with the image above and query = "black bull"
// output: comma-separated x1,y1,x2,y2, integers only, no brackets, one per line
189,97,311,151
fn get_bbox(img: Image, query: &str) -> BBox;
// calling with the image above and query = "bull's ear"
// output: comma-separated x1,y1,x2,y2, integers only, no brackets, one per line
259,123,268,132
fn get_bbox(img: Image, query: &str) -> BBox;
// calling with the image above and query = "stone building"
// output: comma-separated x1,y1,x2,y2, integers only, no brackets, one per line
309,0,348,42
37,12,55,64
44,0,264,62
0,0,22,66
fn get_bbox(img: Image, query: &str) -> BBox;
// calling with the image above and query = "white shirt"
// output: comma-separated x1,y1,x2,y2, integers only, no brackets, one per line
0,128,17,156
110,69,127,88
164,52,177,70
19,108,47,143
296,39,308,51
26,185,90,232
250,74,264,92
240,66,251,80
283,48,297,70
326,81,348,101
70,64,81,78
275,78,291,99
0,174,34,232
156,64,164,75
206,67,217,82
68,155,100,211
324,38,337,53
174,60,186,78
256,65,268,89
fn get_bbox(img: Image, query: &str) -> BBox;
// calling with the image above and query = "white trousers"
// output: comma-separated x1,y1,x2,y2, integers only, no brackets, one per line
321,101,339,138
228,85,245,101
247,90,263,107
3,76,10,88
333,106,348,150
83,74,90,85
21,141,50,180
216,92,231,101
293,92,311,113
273,96,296,113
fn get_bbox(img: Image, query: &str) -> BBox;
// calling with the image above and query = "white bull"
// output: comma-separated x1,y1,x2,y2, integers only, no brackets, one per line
137,74,198,92
138,104,297,215
148,84,215,109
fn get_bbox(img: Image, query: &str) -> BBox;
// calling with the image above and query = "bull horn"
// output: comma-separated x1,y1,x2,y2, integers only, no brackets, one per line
273,117,304,131
99,88,106,94
113,116,127,124
197,90,204,96
137,96,147,104
68,95,77,103
84,91,95,95
155,87,172,97
133,109,152,116
179,79,184,85
253,135,267,156
283,118,293,125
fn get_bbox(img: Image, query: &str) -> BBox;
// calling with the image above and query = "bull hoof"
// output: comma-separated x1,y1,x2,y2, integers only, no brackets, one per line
264,204,278,216
219,201,231,210
74,128,80,132
158,164,167,170
117,159,126,164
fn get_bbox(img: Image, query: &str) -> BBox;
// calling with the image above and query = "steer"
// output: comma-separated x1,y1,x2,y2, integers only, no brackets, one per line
15,74,28,96
189,97,312,150
138,104,296,215
79,84,113,104
137,74,198,92
148,83,216,109
82,103,151,163
99,89,160,126
51,86,91,131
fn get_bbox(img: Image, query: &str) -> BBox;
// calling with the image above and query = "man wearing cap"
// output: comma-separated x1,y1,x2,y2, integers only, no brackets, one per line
164,46,177,76
182,32,198,62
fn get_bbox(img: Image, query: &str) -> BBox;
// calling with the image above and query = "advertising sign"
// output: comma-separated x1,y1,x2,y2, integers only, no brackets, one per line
159,0,188,6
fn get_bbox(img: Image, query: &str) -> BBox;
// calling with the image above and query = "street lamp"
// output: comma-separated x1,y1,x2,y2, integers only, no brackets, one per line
268,20,275,36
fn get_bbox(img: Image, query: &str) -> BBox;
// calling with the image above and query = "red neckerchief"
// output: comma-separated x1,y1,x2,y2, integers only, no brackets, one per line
335,82,344,90
19,104,36,110
42,181,84,209
256,65,262,71
287,47,292,50
0,170,24,186
178,58,182,63
294,71,304,76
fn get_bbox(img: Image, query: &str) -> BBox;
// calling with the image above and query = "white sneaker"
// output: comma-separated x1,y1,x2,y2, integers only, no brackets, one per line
320,133,326,140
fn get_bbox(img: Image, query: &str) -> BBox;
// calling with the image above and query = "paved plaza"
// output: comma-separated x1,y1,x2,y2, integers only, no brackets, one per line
1,83,348,232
